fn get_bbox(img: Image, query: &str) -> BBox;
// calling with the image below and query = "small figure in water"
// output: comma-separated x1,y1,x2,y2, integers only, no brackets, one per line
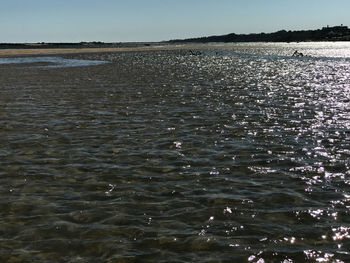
189,50,202,56
292,50,304,57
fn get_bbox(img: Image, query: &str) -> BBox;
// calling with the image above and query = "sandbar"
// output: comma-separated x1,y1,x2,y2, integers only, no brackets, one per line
0,44,216,56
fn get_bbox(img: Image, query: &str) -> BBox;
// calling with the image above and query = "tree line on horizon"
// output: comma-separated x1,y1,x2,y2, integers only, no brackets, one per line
1,25,350,48
170,25,350,43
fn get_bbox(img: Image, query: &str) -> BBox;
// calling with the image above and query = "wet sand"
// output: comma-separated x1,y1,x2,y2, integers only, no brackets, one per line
0,44,212,56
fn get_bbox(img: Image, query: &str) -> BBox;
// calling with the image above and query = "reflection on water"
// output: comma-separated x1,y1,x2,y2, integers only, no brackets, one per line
0,56,108,68
0,43,349,262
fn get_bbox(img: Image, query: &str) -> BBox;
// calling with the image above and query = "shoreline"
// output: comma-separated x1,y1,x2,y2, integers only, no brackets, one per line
1,41,349,57
0,44,211,56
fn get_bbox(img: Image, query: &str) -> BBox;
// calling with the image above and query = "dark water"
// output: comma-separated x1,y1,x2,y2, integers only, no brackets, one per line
1,43,350,262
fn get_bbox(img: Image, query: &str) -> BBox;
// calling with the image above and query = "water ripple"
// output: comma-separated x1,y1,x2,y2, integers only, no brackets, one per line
1,42,349,262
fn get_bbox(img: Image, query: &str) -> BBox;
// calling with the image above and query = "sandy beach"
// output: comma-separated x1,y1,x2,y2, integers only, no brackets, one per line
0,44,213,56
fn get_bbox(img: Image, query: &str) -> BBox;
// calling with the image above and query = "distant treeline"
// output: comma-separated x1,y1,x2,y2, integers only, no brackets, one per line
2,26,350,49
170,25,350,43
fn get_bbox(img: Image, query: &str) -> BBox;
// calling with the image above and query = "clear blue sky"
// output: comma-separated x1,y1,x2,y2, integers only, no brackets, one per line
1,0,350,43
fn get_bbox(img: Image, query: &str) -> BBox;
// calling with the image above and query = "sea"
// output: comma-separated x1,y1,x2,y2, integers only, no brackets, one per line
0,42,349,262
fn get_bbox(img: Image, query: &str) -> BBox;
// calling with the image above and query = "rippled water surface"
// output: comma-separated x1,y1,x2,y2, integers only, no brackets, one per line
1,43,350,262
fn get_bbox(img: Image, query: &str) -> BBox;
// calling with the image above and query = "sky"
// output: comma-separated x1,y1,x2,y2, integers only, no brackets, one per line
1,0,350,43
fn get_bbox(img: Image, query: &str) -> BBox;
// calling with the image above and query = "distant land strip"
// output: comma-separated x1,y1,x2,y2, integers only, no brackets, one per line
170,25,350,43
0,42,161,50
0,44,216,56
1,25,349,55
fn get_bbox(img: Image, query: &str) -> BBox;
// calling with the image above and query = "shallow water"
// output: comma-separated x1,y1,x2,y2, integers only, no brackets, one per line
0,56,107,68
0,42,350,262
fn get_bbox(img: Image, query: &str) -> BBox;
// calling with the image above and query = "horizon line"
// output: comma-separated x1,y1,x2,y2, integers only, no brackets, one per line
0,24,348,44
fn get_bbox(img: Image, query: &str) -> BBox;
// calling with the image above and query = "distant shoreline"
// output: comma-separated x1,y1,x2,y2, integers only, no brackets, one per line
0,44,213,56
1,25,350,56
1,40,350,57
170,25,350,43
